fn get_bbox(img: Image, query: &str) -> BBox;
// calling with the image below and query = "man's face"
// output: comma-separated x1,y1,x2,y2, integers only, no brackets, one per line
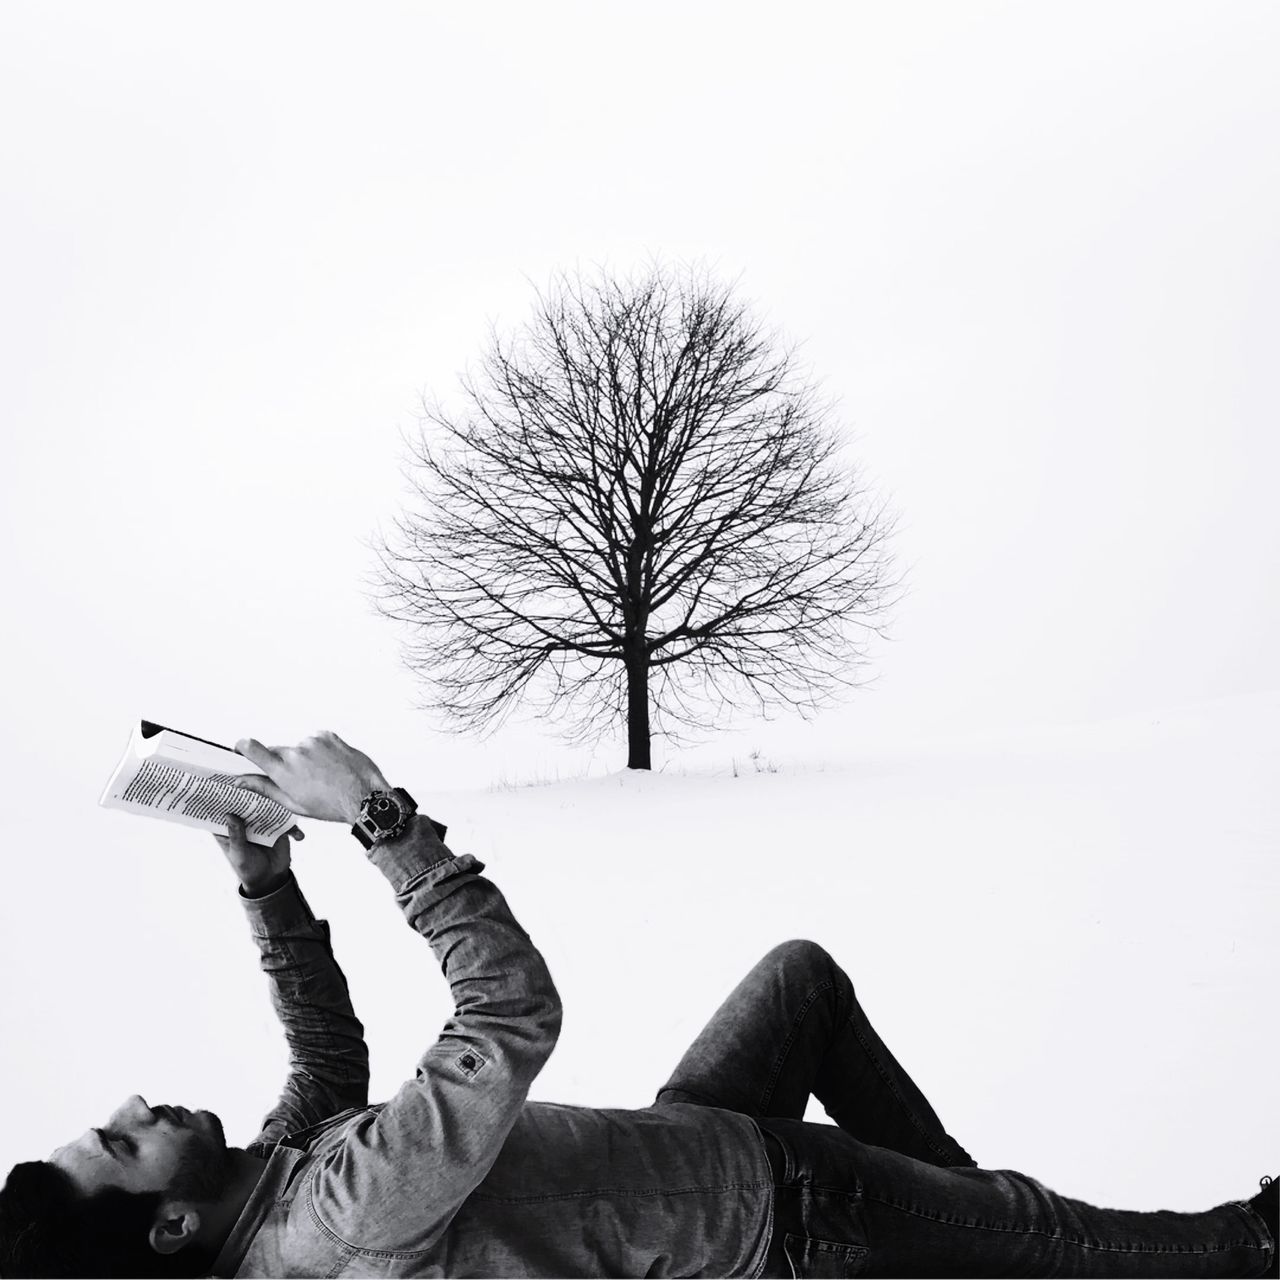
49,1094,232,1202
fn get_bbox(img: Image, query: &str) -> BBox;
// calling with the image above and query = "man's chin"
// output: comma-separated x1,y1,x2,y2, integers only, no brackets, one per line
169,1119,236,1203
197,1108,227,1148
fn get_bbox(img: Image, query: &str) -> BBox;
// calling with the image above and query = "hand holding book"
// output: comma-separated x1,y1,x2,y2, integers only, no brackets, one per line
232,732,390,824
101,723,391,848
100,721,300,847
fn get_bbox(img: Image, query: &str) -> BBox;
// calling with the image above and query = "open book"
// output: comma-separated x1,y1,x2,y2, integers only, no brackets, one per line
100,721,297,847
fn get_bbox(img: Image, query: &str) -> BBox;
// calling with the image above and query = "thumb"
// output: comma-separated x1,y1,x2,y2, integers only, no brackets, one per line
234,774,292,808
220,813,251,855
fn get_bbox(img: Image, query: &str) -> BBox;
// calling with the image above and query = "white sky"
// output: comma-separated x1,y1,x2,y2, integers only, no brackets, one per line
1,0,1277,1189
3,1,1278,787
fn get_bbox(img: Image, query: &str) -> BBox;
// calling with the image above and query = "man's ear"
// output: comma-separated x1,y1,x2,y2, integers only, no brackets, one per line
149,1203,202,1256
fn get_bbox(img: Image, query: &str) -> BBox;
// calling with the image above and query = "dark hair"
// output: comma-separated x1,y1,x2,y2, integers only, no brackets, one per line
0,1160,211,1278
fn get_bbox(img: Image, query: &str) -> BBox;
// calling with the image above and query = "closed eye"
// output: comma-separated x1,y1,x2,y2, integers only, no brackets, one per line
100,1129,136,1159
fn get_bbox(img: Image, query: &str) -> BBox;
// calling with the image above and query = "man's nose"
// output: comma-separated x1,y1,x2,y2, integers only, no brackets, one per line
112,1094,152,1124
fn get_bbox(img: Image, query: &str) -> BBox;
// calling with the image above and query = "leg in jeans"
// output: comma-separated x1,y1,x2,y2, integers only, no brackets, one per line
756,1117,1274,1277
654,941,1274,1276
653,938,976,1168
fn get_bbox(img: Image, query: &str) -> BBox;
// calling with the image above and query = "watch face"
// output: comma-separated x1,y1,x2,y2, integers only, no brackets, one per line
368,795,401,831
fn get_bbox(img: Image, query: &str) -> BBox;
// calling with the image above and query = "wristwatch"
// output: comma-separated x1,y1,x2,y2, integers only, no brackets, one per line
351,787,417,848
351,787,448,848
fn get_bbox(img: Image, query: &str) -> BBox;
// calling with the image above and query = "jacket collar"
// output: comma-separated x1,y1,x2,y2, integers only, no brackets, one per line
210,1144,309,1278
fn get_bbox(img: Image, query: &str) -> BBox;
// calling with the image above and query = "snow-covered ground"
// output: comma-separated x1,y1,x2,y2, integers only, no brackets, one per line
5,691,1274,1217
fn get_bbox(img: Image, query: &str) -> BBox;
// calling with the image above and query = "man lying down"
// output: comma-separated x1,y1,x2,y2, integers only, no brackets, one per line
2,730,1275,1277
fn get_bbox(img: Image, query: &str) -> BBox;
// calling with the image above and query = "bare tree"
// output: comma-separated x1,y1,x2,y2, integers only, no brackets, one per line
376,264,897,770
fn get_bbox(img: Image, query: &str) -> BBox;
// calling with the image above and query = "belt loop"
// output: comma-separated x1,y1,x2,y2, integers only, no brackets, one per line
760,1125,789,1182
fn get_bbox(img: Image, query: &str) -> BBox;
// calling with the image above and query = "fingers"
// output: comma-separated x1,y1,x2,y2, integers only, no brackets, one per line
287,825,306,841
233,773,292,808
235,737,282,771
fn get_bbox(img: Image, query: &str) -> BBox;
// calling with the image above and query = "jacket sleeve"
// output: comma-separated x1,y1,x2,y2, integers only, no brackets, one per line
239,873,371,1148
311,813,562,1255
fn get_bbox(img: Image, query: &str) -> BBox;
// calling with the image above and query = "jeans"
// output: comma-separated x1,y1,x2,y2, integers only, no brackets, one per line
655,941,1274,1278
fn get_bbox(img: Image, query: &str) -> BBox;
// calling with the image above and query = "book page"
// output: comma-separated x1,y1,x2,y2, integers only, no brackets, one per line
139,722,259,774
119,761,294,841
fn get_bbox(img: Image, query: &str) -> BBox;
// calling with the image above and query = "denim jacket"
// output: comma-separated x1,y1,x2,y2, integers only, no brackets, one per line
210,815,775,1278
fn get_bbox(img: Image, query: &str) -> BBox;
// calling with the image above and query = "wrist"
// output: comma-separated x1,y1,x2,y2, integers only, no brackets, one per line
241,872,290,899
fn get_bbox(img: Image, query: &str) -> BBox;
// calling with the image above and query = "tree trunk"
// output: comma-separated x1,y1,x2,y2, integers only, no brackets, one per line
625,656,651,769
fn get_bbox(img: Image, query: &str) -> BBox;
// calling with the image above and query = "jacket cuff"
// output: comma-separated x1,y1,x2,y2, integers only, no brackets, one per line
365,812,481,894
238,871,320,936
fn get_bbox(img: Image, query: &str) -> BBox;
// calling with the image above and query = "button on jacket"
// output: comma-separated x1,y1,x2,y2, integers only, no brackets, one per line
210,816,775,1278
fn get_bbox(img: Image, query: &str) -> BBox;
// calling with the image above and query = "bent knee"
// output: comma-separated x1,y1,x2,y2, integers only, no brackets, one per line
761,938,835,975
